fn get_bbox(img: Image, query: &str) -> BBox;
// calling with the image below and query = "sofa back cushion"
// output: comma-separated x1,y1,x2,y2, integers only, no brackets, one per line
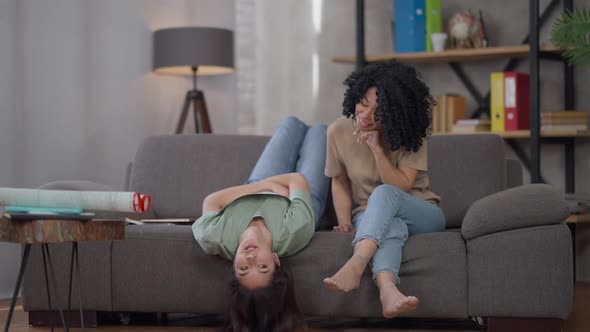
130,133,507,227
129,135,269,218
428,134,506,228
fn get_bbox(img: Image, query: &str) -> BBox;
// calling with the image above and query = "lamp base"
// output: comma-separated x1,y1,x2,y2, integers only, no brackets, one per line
175,89,212,134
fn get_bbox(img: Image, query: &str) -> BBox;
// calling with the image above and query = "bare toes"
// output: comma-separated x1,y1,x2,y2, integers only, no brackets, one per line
382,296,419,319
323,278,339,291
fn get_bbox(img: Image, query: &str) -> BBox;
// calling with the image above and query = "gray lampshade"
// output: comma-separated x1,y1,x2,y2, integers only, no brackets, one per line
153,27,234,76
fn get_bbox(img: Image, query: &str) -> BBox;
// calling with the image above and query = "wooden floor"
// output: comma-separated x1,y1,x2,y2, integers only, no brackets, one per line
2,283,589,331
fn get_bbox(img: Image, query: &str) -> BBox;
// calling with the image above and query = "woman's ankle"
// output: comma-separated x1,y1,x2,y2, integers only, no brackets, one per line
375,272,399,288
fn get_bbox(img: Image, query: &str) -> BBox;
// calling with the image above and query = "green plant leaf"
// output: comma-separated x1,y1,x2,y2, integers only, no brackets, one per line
551,8,590,66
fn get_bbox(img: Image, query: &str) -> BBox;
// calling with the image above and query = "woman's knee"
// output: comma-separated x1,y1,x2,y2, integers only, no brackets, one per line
309,123,328,133
433,208,447,231
304,123,328,142
280,115,307,129
370,184,404,202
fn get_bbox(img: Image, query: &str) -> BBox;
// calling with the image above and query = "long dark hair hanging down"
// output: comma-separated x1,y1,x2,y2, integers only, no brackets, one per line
224,265,305,332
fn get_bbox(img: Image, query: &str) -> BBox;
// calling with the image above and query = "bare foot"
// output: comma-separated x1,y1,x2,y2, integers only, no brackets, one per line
323,255,367,292
379,282,419,319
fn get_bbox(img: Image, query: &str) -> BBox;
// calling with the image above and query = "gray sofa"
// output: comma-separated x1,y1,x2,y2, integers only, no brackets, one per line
22,133,573,331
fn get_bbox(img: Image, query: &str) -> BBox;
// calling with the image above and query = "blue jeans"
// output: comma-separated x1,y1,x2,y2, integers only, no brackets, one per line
352,184,446,283
247,116,330,228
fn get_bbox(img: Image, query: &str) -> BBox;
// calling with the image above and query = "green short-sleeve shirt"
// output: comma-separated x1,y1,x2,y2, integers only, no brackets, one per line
192,190,315,260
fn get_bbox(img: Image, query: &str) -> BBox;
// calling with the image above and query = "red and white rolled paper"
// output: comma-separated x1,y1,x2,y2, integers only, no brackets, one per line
133,192,152,213
0,188,152,213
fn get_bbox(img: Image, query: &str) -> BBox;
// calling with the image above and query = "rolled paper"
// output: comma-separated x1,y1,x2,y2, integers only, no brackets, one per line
0,188,151,213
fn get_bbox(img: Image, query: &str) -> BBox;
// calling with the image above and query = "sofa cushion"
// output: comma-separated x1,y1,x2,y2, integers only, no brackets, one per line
112,224,228,313
130,134,507,228
112,225,467,318
291,230,468,318
129,135,269,218
428,134,506,228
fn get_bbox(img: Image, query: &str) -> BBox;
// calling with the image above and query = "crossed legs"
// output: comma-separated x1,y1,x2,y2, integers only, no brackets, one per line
323,238,418,318
324,184,445,318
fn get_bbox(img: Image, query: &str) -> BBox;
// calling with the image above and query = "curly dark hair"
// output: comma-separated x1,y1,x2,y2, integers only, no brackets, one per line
342,60,434,152
225,265,305,332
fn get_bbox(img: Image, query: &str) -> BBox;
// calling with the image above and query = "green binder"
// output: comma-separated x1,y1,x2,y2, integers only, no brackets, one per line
425,0,442,52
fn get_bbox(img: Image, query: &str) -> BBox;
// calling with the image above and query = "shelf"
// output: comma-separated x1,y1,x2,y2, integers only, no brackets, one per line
333,44,561,64
434,130,590,139
567,214,590,224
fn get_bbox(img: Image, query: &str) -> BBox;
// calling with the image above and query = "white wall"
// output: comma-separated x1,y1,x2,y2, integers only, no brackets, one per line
0,0,22,300
80,0,153,188
0,0,17,185
11,0,236,190
18,0,86,188
0,0,235,300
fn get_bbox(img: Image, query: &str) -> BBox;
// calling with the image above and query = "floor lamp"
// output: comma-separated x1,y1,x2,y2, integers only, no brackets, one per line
153,27,234,133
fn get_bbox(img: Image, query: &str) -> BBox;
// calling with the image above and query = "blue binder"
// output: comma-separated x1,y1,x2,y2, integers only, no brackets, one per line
393,0,426,53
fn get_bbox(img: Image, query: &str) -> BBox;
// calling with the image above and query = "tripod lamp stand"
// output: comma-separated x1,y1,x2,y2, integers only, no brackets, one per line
153,27,234,133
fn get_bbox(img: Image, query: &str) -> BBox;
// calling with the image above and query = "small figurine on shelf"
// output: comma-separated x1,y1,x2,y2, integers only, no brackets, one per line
448,10,488,49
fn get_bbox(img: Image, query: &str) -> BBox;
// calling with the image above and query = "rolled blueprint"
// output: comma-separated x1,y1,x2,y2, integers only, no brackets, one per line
0,188,151,213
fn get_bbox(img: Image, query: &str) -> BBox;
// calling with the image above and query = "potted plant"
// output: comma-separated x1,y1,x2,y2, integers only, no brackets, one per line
551,8,590,66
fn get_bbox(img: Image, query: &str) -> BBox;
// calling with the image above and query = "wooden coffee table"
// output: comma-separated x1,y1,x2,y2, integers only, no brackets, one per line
0,217,125,331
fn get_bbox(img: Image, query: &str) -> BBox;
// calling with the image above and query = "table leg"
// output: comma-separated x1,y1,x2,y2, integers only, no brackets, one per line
42,244,68,331
73,242,85,330
67,243,74,311
568,223,576,282
41,244,54,332
3,244,31,332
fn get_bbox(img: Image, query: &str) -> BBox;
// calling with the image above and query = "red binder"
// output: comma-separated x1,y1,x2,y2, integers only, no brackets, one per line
504,72,530,131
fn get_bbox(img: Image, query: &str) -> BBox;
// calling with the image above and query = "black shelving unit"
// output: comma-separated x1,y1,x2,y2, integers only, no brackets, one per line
353,0,577,192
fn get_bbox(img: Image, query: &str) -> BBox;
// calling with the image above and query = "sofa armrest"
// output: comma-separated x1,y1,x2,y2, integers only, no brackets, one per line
461,184,569,240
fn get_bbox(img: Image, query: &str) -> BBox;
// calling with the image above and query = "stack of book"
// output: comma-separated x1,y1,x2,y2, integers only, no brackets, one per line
431,95,467,133
451,119,491,133
541,111,588,133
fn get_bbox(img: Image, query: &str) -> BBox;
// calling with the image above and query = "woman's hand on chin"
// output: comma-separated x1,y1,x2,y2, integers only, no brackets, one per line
354,129,383,154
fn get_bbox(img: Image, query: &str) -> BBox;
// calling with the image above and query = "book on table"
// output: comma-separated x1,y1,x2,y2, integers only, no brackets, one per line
2,212,95,221
123,218,194,226
0,205,95,221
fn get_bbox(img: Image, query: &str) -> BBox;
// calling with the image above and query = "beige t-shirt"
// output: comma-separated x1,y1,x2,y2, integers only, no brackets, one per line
325,117,440,214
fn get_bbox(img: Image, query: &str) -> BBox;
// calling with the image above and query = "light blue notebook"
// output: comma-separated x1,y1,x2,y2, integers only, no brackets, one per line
3,206,84,214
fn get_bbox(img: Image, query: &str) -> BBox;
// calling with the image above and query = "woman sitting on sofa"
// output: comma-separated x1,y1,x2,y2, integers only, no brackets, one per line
323,60,446,319
192,116,330,331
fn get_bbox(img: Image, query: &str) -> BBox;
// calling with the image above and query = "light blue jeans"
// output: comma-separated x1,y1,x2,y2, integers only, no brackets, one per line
352,184,446,284
247,116,330,228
